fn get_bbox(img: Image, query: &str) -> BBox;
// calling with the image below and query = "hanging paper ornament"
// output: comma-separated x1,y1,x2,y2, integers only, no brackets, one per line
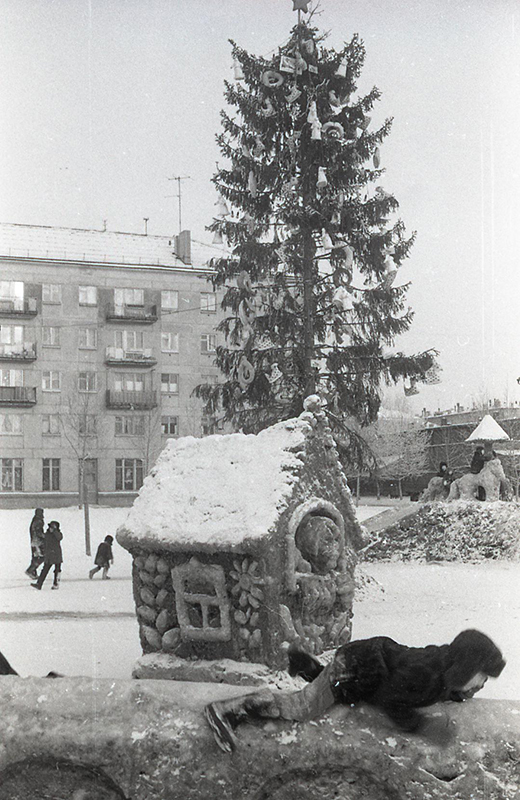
308,63,318,75
237,271,252,292
212,230,224,245
214,196,230,217
332,286,353,311
302,38,315,55
322,121,344,140
253,138,265,158
330,210,341,226
335,58,347,78
321,230,334,250
373,147,381,168
268,364,283,384
294,52,307,74
238,358,255,389
311,120,322,140
382,269,397,289
238,299,255,327
423,364,442,385
286,85,302,103
233,58,244,81
280,54,296,74
359,115,371,131
261,70,284,87
316,167,328,189
241,142,252,159
404,378,419,397
375,186,390,201
260,97,276,117
248,170,257,198
307,100,319,124
329,90,342,108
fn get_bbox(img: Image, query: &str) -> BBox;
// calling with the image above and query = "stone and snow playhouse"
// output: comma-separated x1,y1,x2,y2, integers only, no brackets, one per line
116,397,364,678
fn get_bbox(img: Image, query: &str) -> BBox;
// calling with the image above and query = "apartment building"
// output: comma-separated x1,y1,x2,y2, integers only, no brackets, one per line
0,222,224,508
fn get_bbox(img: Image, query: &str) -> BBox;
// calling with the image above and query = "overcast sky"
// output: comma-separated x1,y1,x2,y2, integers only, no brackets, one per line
1,0,519,415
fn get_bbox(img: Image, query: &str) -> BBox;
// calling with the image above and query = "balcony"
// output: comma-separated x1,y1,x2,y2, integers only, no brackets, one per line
0,298,38,318
105,346,157,367
105,304,158,324
0,386,37,406
0,342,37,362
105,389,157,410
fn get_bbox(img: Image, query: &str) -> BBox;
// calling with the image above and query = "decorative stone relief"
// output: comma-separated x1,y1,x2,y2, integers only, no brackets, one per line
230,558,265,655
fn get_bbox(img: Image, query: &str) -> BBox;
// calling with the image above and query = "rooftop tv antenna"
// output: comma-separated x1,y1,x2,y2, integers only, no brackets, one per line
167,175,191,234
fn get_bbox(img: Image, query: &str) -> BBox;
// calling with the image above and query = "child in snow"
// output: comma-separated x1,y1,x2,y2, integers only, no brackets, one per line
31,521,63,590
89,535,114,580
205,629,506,753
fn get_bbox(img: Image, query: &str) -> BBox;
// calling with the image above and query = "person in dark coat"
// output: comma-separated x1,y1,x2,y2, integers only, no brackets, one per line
31,521,63,590
25,508,45,579
89,535,114,580
205,629,506,753
470,447,485,474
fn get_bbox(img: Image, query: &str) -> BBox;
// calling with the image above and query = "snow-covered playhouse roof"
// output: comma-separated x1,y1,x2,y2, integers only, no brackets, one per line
117,402,362,554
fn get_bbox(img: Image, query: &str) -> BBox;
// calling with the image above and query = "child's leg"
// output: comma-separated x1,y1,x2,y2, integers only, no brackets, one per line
52,564,61,588
102,564,110,579
205,664,336,752
89,566,101,579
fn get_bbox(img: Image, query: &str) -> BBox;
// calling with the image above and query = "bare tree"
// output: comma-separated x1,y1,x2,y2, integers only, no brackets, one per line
370,415,429,499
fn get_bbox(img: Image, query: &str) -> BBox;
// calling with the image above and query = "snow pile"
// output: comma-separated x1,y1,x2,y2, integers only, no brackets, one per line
118,416,313,550
363,501,520,563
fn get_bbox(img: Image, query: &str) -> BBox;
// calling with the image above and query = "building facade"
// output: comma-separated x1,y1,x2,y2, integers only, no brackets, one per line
0,223,224,507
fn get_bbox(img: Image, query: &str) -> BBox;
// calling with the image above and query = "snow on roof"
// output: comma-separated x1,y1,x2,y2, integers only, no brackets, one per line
0,222,211,270
117,415,315,552
466,414,510,442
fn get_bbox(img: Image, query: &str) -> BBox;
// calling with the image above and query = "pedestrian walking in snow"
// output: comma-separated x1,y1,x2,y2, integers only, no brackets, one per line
89,535,114,580
31,520,63,590
25,507,45,579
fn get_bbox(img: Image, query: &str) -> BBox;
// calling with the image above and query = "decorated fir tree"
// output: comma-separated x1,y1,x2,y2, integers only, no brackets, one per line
197,4,438,439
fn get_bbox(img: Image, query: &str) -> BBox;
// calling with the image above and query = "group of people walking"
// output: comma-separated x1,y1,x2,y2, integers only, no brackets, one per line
26,508,114,589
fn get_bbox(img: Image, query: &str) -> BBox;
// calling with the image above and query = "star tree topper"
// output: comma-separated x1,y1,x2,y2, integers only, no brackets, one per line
292,0,310,11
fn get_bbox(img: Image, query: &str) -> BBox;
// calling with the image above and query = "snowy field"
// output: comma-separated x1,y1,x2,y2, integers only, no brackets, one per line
0,506,518,701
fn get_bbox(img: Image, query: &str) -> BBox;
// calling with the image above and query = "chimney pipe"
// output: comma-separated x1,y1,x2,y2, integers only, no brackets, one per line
175,230,191,265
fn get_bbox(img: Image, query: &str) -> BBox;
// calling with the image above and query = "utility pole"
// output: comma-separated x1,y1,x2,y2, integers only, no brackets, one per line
167,175,191,234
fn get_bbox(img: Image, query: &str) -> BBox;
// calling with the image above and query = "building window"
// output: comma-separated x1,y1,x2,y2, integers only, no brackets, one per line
42,284,62,304
42,326,61,347
171,560,231,642
79,328,97,349
0,369,23,387
161,415,178,435
1,458,23,491
114,372,145,392
0,281,24,311
78,415,97,436
114,330,144,352
42,371,61,392
115,458,143,491
78,371,97,393
0,325,24,346
161,373,179,394
161,290,179,311
42,414,60,435
161,332,179,353
115,416,145,436
0,414,23,435
42,458,60,491
200,292,217,313
114,288,144,308
201,334,216,354
79,285,97,306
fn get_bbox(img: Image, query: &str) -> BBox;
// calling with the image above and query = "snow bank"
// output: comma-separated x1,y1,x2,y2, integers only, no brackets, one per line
118,417,312,549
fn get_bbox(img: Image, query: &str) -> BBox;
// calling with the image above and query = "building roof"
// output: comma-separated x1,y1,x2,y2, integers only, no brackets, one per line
0,222,221,271
117,414,317,553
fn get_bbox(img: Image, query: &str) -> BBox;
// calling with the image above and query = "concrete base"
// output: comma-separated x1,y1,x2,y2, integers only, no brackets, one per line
0,677,519,799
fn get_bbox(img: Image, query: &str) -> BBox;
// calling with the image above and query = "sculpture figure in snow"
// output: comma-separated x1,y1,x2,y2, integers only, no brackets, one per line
448,458,511,502
420,476,450,502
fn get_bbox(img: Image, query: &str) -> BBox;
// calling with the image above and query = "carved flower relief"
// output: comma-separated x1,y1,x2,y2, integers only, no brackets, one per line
230,558,265,649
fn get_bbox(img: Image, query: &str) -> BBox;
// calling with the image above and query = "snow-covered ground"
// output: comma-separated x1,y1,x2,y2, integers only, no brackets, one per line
0,506,517,700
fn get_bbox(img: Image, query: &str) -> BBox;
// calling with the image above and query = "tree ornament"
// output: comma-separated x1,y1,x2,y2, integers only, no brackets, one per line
373,147,381,168
212,230,224,245
375,186,390,201
248,170,258,197
233,386,243,400
404,378,419,397
382,268,397,288
316,167,328,189
253,138,265,158
280,54,297,73
335,58,347,78
423,364,442,385
286,85,302,103
238,357,255,389
238,299,255,327
233,58,244,81
332,286,353,311
307,100,319,124
261,70,284,87
268,364,283,384
322,121,344,140
329,90,342,108
330,210,341,226
237,271,252,292
359,115,371,131
294,52,307,74
241,141,252,159
215,195,230,217
311,120,322,140
292,0,310,10
321,230,334,249
260,97,276,117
